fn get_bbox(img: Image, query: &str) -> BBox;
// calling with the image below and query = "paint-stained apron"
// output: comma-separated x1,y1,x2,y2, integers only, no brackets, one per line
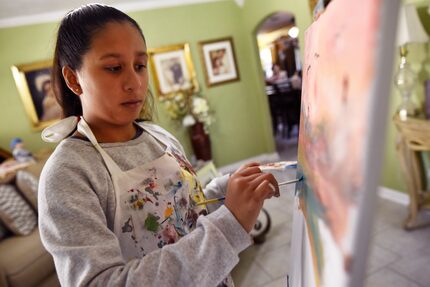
76,119,233,287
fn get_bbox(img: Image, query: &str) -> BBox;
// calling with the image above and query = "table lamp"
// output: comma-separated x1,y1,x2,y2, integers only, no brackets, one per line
395,4,429,121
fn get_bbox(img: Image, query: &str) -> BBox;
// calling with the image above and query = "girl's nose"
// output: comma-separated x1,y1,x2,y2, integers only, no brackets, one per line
123,68,142,92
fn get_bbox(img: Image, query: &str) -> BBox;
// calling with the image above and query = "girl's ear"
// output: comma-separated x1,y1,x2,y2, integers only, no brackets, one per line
62,66,82,95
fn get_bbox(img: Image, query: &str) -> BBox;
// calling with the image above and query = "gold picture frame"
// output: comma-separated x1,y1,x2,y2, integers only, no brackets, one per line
11,60,62,130
148,43,199,99
199,37,240,87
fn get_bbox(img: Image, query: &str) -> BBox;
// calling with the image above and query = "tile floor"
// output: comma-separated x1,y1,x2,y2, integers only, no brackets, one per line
231,132,430,287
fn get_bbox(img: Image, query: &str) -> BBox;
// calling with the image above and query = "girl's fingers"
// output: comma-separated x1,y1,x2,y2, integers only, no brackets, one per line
242,173,263,182
254,180,275,200
238,166,262,176
235,162,260,173
248,172,278,191
263,173,279,196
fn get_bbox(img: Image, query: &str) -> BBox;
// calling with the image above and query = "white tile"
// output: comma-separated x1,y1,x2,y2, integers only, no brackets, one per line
253,226,291,254
366,244,399,275
390,247,430,287
373,225,428,257
372,200,409,234
264,207,291,230
255,243,291,279
261,276,289,287
372,201,406,235
365,268,422,287
232,259,272,287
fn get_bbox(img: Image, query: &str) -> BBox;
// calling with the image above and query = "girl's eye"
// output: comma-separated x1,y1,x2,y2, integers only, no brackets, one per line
105,66,121,72
135,64,147,71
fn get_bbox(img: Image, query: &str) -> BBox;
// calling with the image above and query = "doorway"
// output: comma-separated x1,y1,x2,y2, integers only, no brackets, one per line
255,11,302,160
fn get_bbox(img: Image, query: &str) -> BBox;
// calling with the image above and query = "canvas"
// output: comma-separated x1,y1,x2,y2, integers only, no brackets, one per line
289,0,400,286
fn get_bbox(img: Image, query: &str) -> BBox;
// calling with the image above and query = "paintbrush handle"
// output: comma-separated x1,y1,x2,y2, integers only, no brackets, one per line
278,178,302,186
195,197,226,206
196,177,302,206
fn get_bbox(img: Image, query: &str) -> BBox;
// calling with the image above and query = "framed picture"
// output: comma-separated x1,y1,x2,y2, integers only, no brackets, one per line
199,37,240,87
148,43,199,99
11,60,62,130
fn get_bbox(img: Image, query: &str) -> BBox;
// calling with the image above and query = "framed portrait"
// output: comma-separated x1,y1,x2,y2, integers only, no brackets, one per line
148,43,199,98
199,37,240,87
11,60,62,130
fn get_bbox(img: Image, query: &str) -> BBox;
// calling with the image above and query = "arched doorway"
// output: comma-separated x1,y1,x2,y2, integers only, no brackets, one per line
255,11,302,160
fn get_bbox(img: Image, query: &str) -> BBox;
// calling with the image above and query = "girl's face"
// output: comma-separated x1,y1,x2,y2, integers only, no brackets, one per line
76,21,148,128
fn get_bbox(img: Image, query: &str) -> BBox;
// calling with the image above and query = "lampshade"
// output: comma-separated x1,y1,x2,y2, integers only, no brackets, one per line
397,4,429,46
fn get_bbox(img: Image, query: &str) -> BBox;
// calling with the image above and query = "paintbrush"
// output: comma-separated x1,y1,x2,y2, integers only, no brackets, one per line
195,176,303,206
278,176,302,186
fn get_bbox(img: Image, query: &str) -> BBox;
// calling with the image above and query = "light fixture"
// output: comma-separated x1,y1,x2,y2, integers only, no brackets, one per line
288,26,299,38
395,4,429,121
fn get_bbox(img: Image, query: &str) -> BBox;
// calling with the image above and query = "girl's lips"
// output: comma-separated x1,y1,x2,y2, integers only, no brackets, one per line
121,100,142,108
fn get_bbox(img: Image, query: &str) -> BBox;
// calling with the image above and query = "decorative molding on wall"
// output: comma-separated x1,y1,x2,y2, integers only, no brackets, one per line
0,0,227,28
378,186,410,205
218,152,280,175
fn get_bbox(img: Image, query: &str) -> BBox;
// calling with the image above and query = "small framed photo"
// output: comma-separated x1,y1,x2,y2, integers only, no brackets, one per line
148,43,199,98
11,60,62,130
199,37,240,87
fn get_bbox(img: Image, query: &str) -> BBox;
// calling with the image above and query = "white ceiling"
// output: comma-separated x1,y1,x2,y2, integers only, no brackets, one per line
0,0,235,28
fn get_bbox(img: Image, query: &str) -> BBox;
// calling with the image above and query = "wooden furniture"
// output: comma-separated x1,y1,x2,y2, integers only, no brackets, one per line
393,115,430,229
0,147,12,164
266,83,301,138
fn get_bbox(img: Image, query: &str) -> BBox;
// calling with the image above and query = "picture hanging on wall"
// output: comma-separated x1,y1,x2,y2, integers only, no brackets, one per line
11,60,62,130
199,37,240,87
148,43,199,99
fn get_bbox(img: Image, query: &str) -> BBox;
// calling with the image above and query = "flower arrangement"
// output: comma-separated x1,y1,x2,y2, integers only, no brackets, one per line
161,89,215,134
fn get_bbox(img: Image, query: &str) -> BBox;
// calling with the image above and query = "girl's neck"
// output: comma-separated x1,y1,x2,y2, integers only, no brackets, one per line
77,120,138,143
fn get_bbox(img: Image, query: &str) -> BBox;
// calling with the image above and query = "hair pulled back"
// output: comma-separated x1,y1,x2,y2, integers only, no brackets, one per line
52,3,153,120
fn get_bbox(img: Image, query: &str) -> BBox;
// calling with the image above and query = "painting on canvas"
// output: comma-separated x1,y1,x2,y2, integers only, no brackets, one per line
291,0,399,286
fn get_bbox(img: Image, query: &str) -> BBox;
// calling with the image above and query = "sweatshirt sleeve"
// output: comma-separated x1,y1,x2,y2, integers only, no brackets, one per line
38,149,252,287
203,174,230,213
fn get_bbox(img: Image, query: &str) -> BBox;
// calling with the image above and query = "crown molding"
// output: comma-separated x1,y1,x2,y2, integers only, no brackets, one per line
0,0,227,29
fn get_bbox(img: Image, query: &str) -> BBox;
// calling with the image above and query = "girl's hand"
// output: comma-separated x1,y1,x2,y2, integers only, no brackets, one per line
225,162,279,233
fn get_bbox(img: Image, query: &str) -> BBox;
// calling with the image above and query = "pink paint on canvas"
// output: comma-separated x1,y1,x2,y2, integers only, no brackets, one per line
297,0,381,285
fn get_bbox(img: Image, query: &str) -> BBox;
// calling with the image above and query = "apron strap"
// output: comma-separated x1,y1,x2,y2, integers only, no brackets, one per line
77,118,122,176
41,116,79,143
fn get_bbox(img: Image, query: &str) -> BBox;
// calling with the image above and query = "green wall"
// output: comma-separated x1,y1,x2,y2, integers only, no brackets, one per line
0,0,283,167
240,0,312,163
380,0,430,192
1,0,425,192
0,23,59,152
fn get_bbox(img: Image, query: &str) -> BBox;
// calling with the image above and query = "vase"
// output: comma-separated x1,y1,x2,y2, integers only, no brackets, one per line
190,122,212,161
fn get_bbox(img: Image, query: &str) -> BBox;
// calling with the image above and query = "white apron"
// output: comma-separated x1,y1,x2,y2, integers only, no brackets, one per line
42,117,233,286
76,119,210,259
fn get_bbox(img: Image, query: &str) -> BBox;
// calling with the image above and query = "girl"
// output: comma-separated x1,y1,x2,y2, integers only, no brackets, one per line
39,4,279,286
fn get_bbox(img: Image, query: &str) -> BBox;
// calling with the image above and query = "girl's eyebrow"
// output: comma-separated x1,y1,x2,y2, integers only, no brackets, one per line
99,51,148,60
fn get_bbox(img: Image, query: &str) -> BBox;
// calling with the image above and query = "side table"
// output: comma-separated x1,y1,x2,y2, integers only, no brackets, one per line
393,115,430,229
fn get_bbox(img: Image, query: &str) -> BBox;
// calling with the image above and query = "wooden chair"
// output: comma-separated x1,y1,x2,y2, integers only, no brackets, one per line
267,85,301,139
393,115,430,229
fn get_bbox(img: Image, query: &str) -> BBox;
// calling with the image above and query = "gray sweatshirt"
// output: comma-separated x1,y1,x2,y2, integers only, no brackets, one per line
38,123,252,287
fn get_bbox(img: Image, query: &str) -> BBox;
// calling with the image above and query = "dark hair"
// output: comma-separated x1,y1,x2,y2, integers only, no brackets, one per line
52,3,153,120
